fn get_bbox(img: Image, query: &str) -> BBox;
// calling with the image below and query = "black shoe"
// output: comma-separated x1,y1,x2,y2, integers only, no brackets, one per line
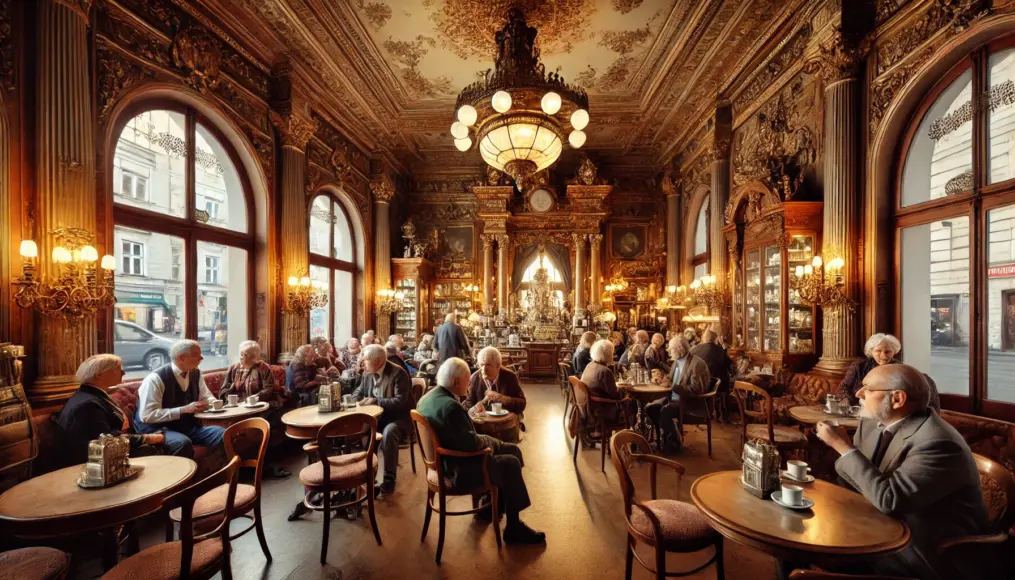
504,522,546,545
287,501,310,522
266,465,291,479
374,479,395,497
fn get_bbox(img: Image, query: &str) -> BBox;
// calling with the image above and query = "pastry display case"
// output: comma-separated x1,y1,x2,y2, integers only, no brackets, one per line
391,258,436,345
433,282,476,328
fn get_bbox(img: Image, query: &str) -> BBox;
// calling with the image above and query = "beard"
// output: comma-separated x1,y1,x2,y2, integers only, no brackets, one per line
859,394,894,424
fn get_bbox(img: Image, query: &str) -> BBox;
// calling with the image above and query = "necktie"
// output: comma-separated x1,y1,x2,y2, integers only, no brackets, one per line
871,427,894,467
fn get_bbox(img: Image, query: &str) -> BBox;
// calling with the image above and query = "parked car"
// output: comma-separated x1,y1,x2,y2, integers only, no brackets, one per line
113,319,178,370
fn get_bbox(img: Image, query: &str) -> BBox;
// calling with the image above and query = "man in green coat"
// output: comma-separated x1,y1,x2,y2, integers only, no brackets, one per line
415,357,545,544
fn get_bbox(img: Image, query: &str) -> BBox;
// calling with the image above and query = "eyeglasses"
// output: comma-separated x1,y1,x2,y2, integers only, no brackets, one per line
856,385,897,394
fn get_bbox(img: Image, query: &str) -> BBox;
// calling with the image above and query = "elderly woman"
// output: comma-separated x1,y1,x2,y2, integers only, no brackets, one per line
286,344,326,406
645,332,671,375
337,338,363,372
580,339,632,426
572,331,597,377
56,354,166,465
414,333,436,362
682,326,700,348
836,333,902,405
610,331,627,364
310,336,343,375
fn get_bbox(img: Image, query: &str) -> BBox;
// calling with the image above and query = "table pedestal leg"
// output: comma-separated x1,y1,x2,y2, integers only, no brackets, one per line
102,528,121,571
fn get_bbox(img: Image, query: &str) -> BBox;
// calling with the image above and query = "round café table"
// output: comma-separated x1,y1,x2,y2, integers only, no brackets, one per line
281,404,384,440
472,410,519,442
690,470,909,570
619,383,670,441
789,405,861,430
0,455,197,569
196,401,271,428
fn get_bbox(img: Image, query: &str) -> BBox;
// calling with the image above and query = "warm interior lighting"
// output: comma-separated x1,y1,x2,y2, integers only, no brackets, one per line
300,276,311,287
80,245,98,262
19,240,38,259
804,265,813,276
568,130,586,149
100,255,116,271
288,276,298,287
454,137,472,152
667,285,677,294
457,105,478,126
690,279,701,289
826,257,845,271
795,265,804,277
450,121,469,139
52,246,72,264
491,90,512,113
477,116,563,180
571,109,589,131
812,255,823,269
541,92,562,115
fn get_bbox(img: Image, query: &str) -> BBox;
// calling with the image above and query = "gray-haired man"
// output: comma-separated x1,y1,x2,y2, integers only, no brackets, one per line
353,344,412,496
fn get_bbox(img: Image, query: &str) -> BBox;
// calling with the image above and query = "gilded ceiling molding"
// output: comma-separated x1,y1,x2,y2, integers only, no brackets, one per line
802,28,872,84
172,26,223,93
0,0,14,92
875,2,953,76
731,24,811,126
95,43,155,123
269,110,317,152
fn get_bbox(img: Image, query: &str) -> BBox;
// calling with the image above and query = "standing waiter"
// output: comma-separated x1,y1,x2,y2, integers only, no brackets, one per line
433,313,471,364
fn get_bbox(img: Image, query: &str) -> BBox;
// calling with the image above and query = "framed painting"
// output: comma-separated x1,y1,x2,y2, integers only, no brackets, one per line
609,224,647,260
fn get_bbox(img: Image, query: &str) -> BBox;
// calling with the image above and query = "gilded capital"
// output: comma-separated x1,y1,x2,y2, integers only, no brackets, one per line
371,179,396,204
494,234,510,247
661,169,680,198
570,232,587,248
481,234,494,250
704,137,731,164
269,110,318,152
588,233,603,250
52,0,94,22
804,28,871,84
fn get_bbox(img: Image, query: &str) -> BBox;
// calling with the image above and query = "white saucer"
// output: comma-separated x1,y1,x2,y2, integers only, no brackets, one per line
485,410,509,417
781,470,815,483
242,403,265,409
771,491,814,510
203,408,227,414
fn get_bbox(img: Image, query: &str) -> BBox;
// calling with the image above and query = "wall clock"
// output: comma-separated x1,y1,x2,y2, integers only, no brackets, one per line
527,188,555,213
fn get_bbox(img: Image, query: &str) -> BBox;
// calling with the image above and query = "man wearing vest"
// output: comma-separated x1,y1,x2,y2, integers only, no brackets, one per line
135,339,225,458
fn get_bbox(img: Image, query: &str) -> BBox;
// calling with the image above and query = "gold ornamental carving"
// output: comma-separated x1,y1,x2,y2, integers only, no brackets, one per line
733,92,816,200
660,169,679,198
494,234,510,248
588,233,603,252
0,0,14,92
870,47,933,141
330,141,353,183
570,232,587,248
269,111,318,152
171,26,222,93
704,137,731,164
481,234,494,250
803,28,871,84
371,179,396,204
96,46,155,123
570,157,601,186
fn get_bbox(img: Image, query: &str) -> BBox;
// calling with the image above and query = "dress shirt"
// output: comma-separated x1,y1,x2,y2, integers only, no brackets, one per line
840,414,910,461
670,356,687,400
137,363,216,424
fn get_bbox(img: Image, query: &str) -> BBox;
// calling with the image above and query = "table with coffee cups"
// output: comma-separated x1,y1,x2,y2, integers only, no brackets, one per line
691,470,909,570
280,402,384,440
195,394,271,427
470,401,519,443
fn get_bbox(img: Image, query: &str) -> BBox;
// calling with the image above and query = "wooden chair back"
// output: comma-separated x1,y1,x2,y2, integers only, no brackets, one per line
569,376,590,412
733,380,774,443
411,379,425,404
610,430,687,519
163,455,241,579
316,413,377,484
410,410,441,475
223,417,270,496
975,453,1015,533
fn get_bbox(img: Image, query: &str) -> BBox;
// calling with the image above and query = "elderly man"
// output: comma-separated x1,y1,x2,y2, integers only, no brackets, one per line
644,332,671,375
572,331,597,376
618,330,650,368
815,364,990,580
386,334,417,375
464,347,526,414
434,312,471,364
337,337,363,373
645,336,710,453
134,340,224,458
286,344,326,406
353,344,412,495
416,357,545,544
689,328,734,421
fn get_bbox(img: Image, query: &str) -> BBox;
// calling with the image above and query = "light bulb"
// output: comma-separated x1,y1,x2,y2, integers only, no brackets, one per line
571,109,589,130
690,280,701,289
300,276,311,287
100,255,116,271
795,265,804,277
395,291,405,300
804,265,813,276
81,245,98,262
450,121,469,139
52,246,71,264
541,92,562,115
491,90,512,113
828,257,844,271
457,105,478,126
19,240,37,258
812,255,823,269
288,276,298,287
454,137,472,152
667,285,676,294
568,130,586,149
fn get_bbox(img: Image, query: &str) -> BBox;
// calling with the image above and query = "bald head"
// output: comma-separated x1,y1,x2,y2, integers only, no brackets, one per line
861,363,930,421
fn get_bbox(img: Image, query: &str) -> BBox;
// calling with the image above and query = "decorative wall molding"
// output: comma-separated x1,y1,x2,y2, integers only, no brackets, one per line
869,46,934,142
803,27,872,84
269,110,317,152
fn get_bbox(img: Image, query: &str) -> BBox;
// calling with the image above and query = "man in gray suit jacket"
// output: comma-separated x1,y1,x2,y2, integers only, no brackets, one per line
645,336,710,453
816,364,990,580
433,313,471,364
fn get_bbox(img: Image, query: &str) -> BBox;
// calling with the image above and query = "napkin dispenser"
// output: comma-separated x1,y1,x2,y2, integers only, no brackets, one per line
318,381,344,412
741,440,780,498
83,434,131,487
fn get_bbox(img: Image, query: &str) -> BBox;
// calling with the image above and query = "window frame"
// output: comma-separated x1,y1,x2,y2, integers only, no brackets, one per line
108,101,256,371
894,37,1015,421
692,199,710,278
307,193,359,345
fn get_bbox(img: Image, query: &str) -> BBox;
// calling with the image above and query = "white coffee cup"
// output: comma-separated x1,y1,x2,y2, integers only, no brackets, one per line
781,484,804,506
246,395,259,406
212,399,224,410
786,460,809,480
227,394,239,406
491,402,503,414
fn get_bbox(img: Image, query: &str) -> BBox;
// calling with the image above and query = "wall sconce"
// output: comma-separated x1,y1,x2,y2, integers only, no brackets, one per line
665,285,692,310
463,283,481,310
792,255,856,311
283,275,328,316
376,288,404,315
690,275,724,311
13,228,115,320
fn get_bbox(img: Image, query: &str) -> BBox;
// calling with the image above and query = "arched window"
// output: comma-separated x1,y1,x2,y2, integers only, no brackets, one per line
693,199,709,280
309,194,357,344
519,255,565,311
897,39,1015,419
111,107,254,378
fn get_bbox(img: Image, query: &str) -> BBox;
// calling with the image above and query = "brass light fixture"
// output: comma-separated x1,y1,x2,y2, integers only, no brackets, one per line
665,285,692,310
791,255,856,311
452,8,590,187
690,275,725,312
375,288,404,316
13,228,115,320
283,275,328,316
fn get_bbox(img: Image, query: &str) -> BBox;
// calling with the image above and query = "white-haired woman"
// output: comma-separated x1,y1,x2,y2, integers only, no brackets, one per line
56,354,165,465
580,339,631,425
645,332,671,375
572,331,598,376
413,334,435,362
836,333,902,404
220,340,278,407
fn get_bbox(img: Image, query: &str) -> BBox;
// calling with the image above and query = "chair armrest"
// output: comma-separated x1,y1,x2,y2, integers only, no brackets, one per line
635,453,687,475
590,395,627,406
437,446,493,458
628,500,665,540
937,531,1010,553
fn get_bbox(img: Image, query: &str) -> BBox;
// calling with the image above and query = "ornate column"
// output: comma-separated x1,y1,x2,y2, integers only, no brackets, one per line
807,32,868,375
707,139,731,284
270,109,317,362
31,0,98,406
572,233,587,317
495,234,510,315
589,233,603,307
372,177,396,337
481,234,494,312
663,172,680,287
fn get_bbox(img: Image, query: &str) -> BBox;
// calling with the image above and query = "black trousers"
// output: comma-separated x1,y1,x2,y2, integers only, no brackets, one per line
645,396,682,448
476,434,530,517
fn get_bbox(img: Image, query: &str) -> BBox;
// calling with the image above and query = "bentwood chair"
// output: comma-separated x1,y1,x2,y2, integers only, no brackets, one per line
405,378,426,474
610,430,724,580
0,547,70,580
168,418,272,562
410,410,500,564
298,414,382,564
558,361,574,426
570,376,631,472
732,381,807,461
102,456,241,580
678,377,721,458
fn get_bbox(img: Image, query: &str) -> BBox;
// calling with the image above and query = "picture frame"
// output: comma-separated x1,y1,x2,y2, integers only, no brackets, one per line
608,224,647,260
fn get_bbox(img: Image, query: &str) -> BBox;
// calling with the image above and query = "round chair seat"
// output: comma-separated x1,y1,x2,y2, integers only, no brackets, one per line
0,547,69,580
747,424,807,445
299,452,374,486
168,483,257,522
100,538,222,580
629,499,719,551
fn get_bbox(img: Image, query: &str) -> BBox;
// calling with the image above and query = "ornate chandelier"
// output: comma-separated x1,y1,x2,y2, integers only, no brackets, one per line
283,275,329,316
13,228,115,321
451,8,589,187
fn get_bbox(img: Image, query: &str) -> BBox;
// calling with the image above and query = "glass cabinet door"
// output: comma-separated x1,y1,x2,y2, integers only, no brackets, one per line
787,235,815,354
734,262,744,348
395,278,418,342
763,245,781,352
745,249,761,350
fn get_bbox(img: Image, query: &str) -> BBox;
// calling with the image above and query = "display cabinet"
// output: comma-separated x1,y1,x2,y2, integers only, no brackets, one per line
433,282,477,328
391,258,436,345
724,194,822,372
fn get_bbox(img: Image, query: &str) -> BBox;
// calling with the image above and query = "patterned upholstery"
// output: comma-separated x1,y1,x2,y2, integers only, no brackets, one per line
99,538,222,580
169,483,257,522
629,500,719,550
771,373,836,424
941,410,1015,476
0,547,69,580
299,452,374,486
747,424,807,444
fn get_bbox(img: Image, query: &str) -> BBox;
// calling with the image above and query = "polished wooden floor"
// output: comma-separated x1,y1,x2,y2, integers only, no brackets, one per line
71,383,777,579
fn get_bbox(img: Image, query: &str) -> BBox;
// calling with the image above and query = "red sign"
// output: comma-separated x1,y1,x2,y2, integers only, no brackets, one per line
988,263,1015,278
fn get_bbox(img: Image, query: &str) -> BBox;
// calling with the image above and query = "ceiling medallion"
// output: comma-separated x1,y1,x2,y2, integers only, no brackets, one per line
451,8,589,188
